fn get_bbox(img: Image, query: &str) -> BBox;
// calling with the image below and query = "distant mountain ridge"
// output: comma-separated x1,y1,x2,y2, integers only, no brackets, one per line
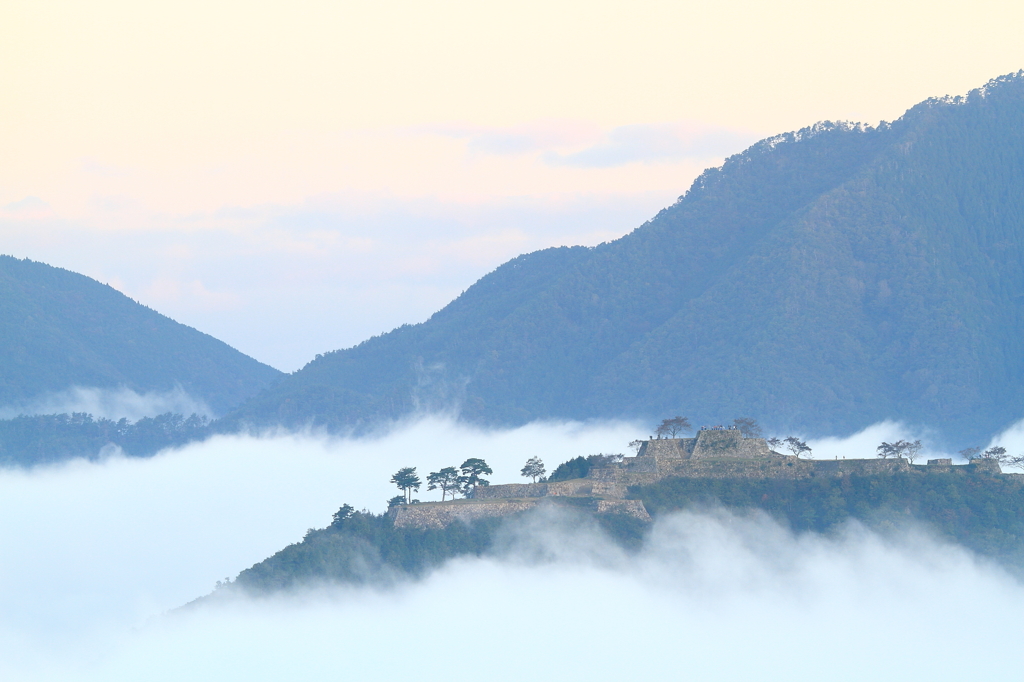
0,256,282,416
230,71,1024,446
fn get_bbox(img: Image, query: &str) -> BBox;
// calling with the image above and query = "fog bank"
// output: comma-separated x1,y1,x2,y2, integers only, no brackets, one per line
0,385,214,421
2,417,1023,680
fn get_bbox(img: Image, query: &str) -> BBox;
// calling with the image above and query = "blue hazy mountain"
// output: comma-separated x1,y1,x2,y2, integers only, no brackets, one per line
0,256,281,415
226,72,1024,447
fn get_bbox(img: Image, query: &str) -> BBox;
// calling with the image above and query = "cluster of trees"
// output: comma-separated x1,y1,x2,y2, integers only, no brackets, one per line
873,440,1024,469
388,456,558,507
652,416,764,439
388,458,494,507
876,439,924,462
958,445,1024,469
547,453,622,482
0,411,211,465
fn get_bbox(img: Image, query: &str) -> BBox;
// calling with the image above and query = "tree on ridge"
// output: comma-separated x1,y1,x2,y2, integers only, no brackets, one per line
732,418,762,438
427,467,462,501
783,436,811,459
656,416,692,439
521,456,546,483
460,458,493,496
390,467,421,504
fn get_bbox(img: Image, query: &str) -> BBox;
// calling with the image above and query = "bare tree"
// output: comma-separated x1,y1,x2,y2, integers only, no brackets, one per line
732,417,762,438
783,436,811,458
520,456,546,483
904,440,923,464
1006,455,1024,471
959,447,981,462
628,440,644,455
766,437,783,453
981,446,1008,463
655,416,692,439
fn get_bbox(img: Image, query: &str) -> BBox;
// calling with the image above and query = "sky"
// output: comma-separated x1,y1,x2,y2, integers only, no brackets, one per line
2,418,1024,681
3,1,1024,371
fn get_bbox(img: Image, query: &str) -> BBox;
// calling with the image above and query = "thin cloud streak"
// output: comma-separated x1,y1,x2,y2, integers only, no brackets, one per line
544,123,759,168
0,386,214,421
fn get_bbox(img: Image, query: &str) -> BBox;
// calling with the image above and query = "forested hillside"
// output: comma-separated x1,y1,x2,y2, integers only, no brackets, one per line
0,412,211,465
0,257,282,415
225,72,1024,447
219,464,1024,595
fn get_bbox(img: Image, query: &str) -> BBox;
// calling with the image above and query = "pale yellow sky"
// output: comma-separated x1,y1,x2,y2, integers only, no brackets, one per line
2,0,1023,369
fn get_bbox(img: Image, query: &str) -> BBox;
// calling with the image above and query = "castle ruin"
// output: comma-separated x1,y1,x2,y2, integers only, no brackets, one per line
391,428,1009,528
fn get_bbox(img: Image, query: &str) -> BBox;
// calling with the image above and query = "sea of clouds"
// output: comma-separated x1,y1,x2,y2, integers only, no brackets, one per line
2,417,1023,681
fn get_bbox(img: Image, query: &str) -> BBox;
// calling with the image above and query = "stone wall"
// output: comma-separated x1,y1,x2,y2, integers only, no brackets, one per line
635,431,771,462
638,438,692,459
392,499,540,529
392,496,651,528
473,479,594,499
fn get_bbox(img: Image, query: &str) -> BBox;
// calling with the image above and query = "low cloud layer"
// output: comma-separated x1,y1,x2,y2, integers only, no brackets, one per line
0,385,213,421
2,418,1022,680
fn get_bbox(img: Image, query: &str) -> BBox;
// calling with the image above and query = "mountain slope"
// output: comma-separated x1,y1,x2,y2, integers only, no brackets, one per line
226,72,1024,445
0,256,282,415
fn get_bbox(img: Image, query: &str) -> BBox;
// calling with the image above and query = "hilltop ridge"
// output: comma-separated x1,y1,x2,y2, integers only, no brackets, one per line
224,71,1024,447
0,256,282,416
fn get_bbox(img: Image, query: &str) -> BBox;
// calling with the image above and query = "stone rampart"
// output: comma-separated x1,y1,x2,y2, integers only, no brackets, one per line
635,431,771,463
473,479,595,499
968,459,1003,474
638,439,692,459
392,496,651,528
392,499,540,529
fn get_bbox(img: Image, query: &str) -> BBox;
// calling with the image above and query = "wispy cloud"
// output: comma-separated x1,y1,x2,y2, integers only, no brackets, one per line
0,385,214,421
1,196,52,219
426,120,759,168
422,120,601,155
544,123,759,168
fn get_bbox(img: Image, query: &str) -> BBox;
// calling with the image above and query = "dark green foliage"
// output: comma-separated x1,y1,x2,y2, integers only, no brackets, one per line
633,468,1024,569
223,72,1024,447
233,510,505,591
459,458,492,495
390,467,421,503
548,456,591,482
547,454,622,482
0,411,210,465
232,505,651,593
0,255,281,415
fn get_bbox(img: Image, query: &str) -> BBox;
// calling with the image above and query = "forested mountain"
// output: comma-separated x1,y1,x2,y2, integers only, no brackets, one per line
225,71,1024,447
0,257,281,415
